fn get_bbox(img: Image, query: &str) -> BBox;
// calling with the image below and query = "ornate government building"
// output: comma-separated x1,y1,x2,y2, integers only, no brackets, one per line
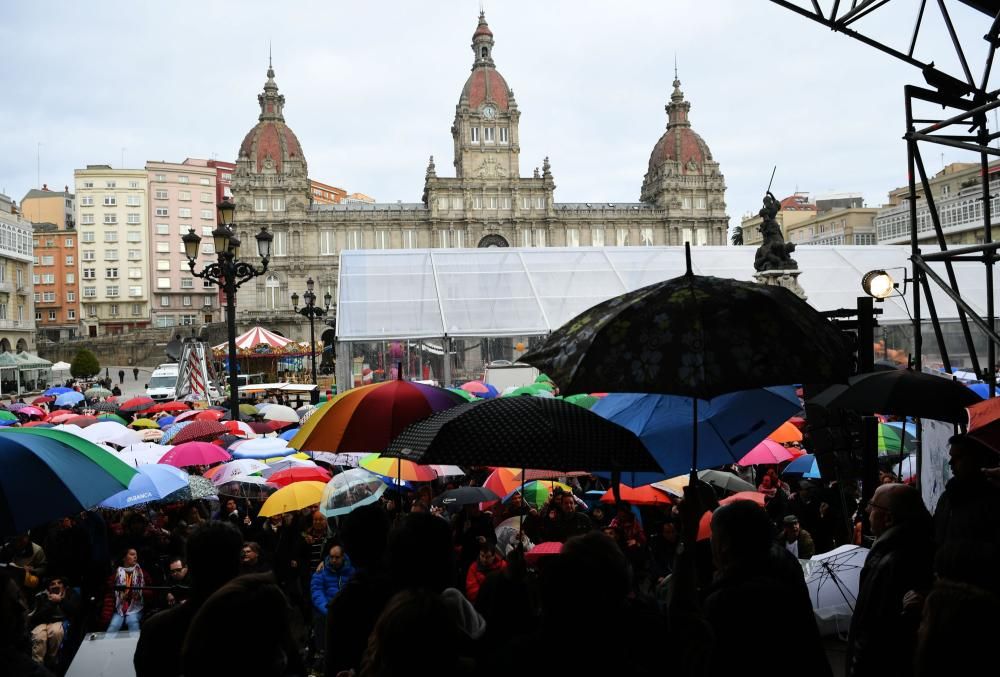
230,13,728,341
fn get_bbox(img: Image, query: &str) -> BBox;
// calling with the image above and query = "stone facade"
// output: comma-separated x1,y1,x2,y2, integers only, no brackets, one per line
0,193,35,353
230,13,728,342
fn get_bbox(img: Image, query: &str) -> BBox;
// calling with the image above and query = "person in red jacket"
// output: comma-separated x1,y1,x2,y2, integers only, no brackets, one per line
465,537,506,603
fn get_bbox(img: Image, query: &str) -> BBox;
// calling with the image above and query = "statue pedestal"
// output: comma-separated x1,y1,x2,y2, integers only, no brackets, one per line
754,269,807,300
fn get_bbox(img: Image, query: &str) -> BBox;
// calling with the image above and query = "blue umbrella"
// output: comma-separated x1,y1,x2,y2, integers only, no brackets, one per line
44,386,74,396
783,453,821,479
99,464,190,509
0,420,16,427
279,427,300,442
969,383,993,399
160,421,193,445
591,385,800,482
158,416,176,428
54,391,85,407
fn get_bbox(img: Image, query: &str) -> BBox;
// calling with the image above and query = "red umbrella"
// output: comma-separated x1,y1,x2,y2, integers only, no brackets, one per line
719,491,767,507
599,484,671,506
248,421,286,434
223,420,256,437
737,439,797,466
32,396,55,405
119,396,155,413
174,410,202,424
267,466,332,487
194,410,226,422
169,420,229,445
47,412,77,424
524,541,563,566
65,415,98,428
159,441,232,467
144,401,190,414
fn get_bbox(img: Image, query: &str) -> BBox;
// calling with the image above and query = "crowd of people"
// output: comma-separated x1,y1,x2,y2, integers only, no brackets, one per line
1,429,1000,676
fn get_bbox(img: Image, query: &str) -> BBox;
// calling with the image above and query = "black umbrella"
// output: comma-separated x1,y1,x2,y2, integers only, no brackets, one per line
89,401,121,413
385,396,659,473
432,486,499,507
521,248,850,399
816,369,982,424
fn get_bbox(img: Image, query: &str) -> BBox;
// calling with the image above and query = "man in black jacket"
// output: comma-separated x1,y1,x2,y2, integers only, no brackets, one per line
847,483,934,677
934,434,1000,551
28,577,77,668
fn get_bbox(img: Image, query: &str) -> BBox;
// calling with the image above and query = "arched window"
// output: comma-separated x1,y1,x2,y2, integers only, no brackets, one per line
481,47,488,58
266,274,281,310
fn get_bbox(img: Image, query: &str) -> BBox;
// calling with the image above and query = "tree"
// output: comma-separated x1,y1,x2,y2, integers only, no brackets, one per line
730,226,744,247
70,349,100,380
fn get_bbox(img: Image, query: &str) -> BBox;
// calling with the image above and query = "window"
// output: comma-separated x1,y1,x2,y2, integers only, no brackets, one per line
81,214,95,225
83,286,96,298
154,224,168,236
487,196,498,209
534,229,546,247
438,197,449,210
33,293,39,303
127,213,141,224
128,180,139,189
129,286,142,297
86,304,96,317
566,228,580,247
155,189,168,200
272,198,285,212
500,197,511,209
346,230,362,250
535,197,545,209
451,197,463,210
439,230,450,248
177,175,189,184
105,268,119,279
35,311,42,321
178,190,191,201
221,173,232,182
132,304,142,316
65,255,74,265
682,197,692,209
403,230,417,248
104,232,118,242
67,291,75,302
500,127,509,144
320,230,335,255
695,197,707,210
201,243,214,254
178,208,192,218
103,195,116,206
203,296,213,307
519,230,531,247
640,227,654,246
616,228,629,247
471,127,480,143
80,196,94,206
182,295,192,307
266,275,280,309
160,296,170,307
65,273,75,284
65,238,74,247
127,249,141,260
157,260,170,271
157,277,171,289
472,196,482,210
32,274,39,285
43,292,55,302
48,310,56,321
272,231,287,256
199,178,210,186
45,239,54,247
682,228,693,245
180,278,194,289
200,192,212,202
180,314,196,326
82,250,95,262
127,231,141,243
156,242,169,253
201,227,213,236
126,195,141,207
103,213,117,224
83,181,94,188
82,231,95,243
67,309,76,320
129,267,142,279
109,304,119,316
254,198,267,212
522,197,532,210
104,250,118,261
155,207,168,217
203,279,214,289
40,255,54,265
154,174,166,182
484,127,495,143
200,209,212,220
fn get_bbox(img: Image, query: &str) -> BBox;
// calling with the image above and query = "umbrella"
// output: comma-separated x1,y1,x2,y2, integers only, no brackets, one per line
359,454,438,482
0,428,137,535
161,475,218,503
99,464,190,509
262,405,300,423
599,484,671,506
159,441,232,467
737,439,798,466
427,464,465,478
651,474,689,497
447,388,478,402
524,541,563,566
118,396,156,414
159,422,193,444
804,544,869,635
818,370,982,424
768,421,803,444
65,416,98,428
174,409,203,424
697,469,756,493
223,420,257,438
507,480,571,509
718,491,767,507
878,422,917,457
194,409,226,422
22,422,54,428
385,397,660,473
14,405,46,419
521,262,850,399
484,468,525,498
89,402,120,413
278,427,300,441
157,416,176,427
262,457,318,477
259,481,327,517
97,414,128,425
319,468,387,517
969,382,994,399
460,381,499,399
563,393,600,409
783,453,822,479
169,420,229,445
267,466,333,487
85,387,113,399
591,386,801,481
239,403,260,416
145,401,190,415
206,459,270,485
291,379,467,454
116,443,172,467
130,418,160,429
0,411,17,421
4,403,28,411
230,437,295,459
433,486,500,507
140,429,165,443
32,396,55,405
47,412,77,424
79,421,143,447
44,386,73,396
55,391,85,407
247,421,285,434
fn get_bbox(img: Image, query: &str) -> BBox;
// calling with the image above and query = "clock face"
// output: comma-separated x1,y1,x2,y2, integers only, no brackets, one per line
482,105,497,120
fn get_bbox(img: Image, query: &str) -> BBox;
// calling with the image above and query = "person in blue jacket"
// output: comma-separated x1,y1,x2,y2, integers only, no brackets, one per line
310,540,354,668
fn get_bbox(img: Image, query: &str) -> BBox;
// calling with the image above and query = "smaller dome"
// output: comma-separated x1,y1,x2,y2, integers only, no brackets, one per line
647,127,713,173
473,21,493,39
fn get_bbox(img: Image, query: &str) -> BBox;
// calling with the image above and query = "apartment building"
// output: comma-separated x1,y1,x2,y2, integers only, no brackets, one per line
74,166,151,336
0,194,35,352
31,224,78,340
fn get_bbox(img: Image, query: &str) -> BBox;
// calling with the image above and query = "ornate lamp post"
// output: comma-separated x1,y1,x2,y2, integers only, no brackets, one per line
182,199,273,422
291,277,331,404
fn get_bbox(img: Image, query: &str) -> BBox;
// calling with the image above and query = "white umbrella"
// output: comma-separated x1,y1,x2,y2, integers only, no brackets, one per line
210,459,270,485
116,443,173,467
804,544,869,637
262,405,300,423
230,437,292,459
52,361,72,372
79,421,144,448
312,452,366,467
427,465,465,477
261,457,317,477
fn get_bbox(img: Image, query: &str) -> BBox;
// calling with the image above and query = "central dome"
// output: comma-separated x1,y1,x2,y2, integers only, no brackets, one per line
237,63,306,174
460,12,514,112
646,77,713,174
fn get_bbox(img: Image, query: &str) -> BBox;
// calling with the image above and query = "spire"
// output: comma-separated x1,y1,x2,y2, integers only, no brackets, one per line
258,59,286,122
472,11,496,68
666,68,691,130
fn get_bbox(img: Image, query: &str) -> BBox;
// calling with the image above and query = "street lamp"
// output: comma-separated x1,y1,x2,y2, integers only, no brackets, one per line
292,277,331,404
182,199,273,422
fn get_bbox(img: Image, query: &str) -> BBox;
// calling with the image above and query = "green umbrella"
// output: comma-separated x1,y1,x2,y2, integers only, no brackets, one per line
505,383,554,398
97,413,128,425
447,388,478,402
515,480,572,509
0,411,18,421
535,373,554,384
877,422,916,457
563,394,599,410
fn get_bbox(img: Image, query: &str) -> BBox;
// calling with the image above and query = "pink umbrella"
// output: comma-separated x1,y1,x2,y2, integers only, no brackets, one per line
524,541,563,566
173,409,203,424
737,439,797,466
159,441,232,467
18,406,46,418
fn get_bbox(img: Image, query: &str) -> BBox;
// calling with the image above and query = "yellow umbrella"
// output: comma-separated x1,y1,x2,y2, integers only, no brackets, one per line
265,452,310,463
652,474,689,497
130,418,159,429
359,454,438,482
258,481,326,517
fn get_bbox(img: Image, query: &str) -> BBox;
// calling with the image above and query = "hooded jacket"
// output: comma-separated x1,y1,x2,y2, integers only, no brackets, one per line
311,553,355,615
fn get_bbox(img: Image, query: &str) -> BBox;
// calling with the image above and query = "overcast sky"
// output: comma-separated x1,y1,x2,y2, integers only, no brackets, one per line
1,1,995,229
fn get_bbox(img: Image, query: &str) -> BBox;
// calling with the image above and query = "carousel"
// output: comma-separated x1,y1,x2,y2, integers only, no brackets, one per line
213,326,323,382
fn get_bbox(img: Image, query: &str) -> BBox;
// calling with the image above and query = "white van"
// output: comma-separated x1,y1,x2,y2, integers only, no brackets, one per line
483,361,539,392
146,364,179,402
